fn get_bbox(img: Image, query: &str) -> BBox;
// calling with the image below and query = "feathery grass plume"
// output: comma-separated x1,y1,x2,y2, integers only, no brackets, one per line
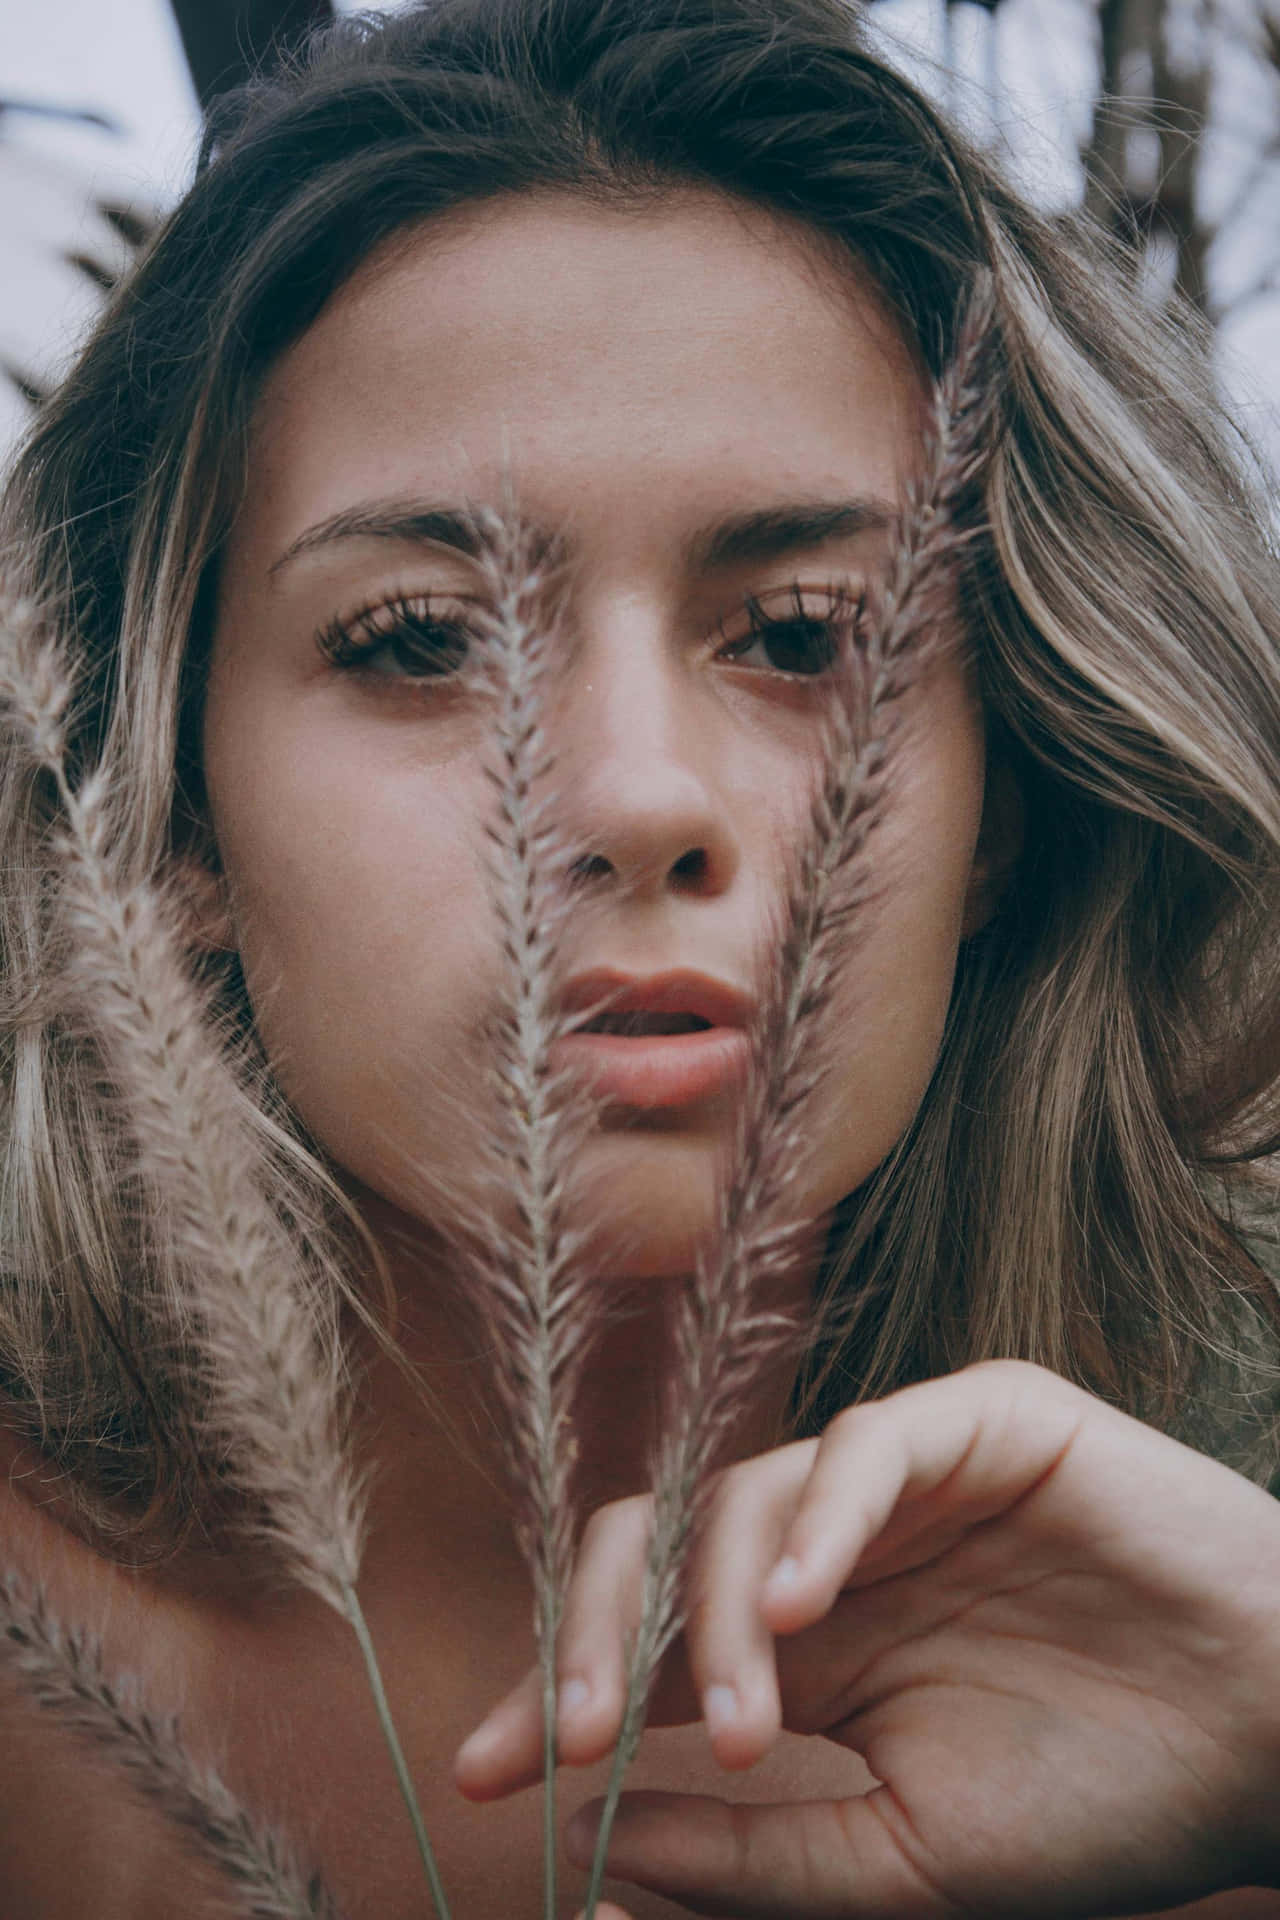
1,1567,342,1919
582,278,999,1917
444,502,609,1920
0,595,452,1920
0,590,73,770
1,597,361,1613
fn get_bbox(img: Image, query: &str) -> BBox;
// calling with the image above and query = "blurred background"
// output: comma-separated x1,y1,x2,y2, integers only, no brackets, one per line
2,0,1279,475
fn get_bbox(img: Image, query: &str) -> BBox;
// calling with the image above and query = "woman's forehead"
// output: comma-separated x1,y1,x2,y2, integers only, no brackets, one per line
229,188,926,586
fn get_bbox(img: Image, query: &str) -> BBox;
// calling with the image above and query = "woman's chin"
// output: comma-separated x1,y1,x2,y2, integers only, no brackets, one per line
559,1124,836,1282
345,1113,840,1284
561,1126,733,1278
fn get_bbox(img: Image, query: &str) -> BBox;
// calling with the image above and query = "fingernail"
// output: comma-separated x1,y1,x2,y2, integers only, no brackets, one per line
766,1553,802,1593
703,1683,739,1736
559,1676,591,1720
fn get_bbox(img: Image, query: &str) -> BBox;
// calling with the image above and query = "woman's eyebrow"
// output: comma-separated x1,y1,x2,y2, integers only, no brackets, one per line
268,503,495,577
687,498,892,570
266,495,894,578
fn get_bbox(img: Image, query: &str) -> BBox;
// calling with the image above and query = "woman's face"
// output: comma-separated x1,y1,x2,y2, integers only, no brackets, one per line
204,189,1003,1278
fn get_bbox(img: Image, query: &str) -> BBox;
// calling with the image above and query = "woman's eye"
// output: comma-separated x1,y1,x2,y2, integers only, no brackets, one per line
720,588,857,678
317,595,474,681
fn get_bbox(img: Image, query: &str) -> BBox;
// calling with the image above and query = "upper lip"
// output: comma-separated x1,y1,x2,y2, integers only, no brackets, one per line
562,968,753,1033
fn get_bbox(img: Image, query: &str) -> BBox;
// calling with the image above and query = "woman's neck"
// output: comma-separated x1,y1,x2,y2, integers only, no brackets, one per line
339,1218,814,1613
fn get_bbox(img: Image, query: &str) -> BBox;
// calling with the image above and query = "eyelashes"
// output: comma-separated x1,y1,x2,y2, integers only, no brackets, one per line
723,582,862,678
315,580,865,688
316,594,473,682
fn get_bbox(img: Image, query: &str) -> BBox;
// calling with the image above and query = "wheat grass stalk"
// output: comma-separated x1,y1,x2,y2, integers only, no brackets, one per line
581,280,997,1916
0,598,452,1920
0,1567,341,1919
446,504,609,1920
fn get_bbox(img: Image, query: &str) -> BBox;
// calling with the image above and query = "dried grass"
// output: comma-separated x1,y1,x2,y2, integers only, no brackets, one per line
578,279,998,1914
0,1569,342,1919
0,284,995,1918
2,596,364,1615
0,596,447,1912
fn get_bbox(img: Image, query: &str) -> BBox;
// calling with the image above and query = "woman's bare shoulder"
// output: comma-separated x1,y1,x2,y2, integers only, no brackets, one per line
0,1420,228,1919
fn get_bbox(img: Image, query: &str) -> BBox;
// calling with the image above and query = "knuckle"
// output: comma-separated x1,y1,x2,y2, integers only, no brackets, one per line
578,1489,652,1558
714,1436,817,1510
965,1356,1036,1385
825,1400,880,1450
709,1456,761,1521
963,1356,1056,1394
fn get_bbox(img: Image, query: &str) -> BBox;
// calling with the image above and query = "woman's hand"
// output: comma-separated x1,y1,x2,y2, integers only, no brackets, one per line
455,1360,1280,1917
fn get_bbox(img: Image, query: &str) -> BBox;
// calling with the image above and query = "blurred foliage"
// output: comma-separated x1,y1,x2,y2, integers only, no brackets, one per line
3,0,1279,430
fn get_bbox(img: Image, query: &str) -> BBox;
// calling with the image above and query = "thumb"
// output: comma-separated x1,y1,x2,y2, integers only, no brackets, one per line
565,1789,943,1918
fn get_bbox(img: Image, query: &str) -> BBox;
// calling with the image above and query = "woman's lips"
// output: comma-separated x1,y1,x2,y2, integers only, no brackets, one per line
551,1026,750,1109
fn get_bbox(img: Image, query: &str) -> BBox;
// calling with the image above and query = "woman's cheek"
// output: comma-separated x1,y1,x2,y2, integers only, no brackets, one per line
219,760,499,1200
808,749,983,1203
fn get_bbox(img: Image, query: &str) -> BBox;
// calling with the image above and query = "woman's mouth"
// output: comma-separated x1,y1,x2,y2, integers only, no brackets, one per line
553,972,755,1109
552,1015,750,1109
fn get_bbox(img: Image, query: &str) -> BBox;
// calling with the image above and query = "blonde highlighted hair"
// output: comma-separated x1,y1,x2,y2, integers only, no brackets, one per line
2,0,1279,1550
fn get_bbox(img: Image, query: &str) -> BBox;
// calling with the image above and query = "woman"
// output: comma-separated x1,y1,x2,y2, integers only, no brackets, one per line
2,0,1280,1913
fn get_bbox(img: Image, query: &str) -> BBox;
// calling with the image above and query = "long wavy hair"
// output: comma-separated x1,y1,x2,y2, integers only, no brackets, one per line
3,0,1279,1552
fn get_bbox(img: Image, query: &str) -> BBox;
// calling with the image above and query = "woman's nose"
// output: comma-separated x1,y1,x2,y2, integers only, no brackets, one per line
548,625,739,903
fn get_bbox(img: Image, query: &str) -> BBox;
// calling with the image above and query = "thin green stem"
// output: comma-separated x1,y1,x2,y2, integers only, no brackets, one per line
528,1099,560,1920
343,1584,452,1920
541,1621,558,1920
581,1636,653,1920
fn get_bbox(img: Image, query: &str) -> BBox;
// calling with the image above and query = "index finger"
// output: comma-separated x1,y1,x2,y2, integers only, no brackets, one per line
761,1360,1086,1635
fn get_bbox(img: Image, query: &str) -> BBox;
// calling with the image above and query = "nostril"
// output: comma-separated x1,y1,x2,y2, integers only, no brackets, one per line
672,846,708,883
564,845,710,890
569,852,612,887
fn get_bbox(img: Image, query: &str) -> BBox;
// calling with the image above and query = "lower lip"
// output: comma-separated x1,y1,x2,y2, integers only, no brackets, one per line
551,1028,750,1109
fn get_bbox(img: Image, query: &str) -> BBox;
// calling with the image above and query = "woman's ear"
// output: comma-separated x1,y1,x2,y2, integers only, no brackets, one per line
170,853,236,954
961,755,1025,938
